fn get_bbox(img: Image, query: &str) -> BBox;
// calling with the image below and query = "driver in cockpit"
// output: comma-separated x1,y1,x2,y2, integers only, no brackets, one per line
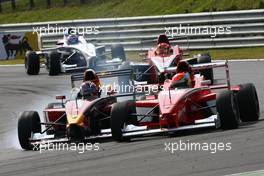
64,28,79,45
79,69,101,99
170,61,192,88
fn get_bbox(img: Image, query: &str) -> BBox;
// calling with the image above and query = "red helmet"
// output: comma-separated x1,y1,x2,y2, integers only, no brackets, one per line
156,43,170,56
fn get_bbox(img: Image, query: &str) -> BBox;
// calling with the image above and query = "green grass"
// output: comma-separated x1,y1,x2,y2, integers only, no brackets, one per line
126,47,264,62
188,47,264,60
0,59,24,65
1,46,263,65
0,0,263,65
0,0,263,23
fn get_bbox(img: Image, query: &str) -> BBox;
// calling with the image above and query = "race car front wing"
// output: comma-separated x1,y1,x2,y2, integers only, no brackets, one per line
30,114,220,145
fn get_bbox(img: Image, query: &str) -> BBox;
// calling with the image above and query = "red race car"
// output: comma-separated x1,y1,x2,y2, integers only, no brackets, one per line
125,34,214,84
17,69,134,150
110,61,260,141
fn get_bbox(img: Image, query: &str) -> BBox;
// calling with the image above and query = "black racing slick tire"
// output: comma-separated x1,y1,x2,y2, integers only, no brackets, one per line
197,53,214,84
110,100,137,142
217,90,240,130
17,111,41,150
49,51,61,76
25,51,40,75
236,83,260,122
111,44,126,62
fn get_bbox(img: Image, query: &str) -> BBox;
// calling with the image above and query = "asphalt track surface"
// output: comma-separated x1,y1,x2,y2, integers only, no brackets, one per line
0,61,264,176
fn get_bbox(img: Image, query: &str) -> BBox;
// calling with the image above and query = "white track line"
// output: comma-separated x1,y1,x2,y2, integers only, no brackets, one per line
224,169,264,176
0,64,24,67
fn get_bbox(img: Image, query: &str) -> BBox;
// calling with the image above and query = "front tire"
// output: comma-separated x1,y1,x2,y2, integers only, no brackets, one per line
25,51,40,75
236,83,259,122
217,90,240,130
49,51,61,76
110,100,137,141
17,111,41,150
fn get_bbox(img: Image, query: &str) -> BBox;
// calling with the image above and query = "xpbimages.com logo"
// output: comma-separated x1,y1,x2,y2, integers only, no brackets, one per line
32,141,100,154
165,24,232,38
164,140,232,154
33,24,100,36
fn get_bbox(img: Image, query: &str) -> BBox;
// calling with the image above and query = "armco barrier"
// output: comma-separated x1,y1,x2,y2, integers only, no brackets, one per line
0,9,263,51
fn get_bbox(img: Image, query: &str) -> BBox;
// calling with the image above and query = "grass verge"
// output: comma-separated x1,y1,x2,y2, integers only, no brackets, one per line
0,59,24,65
0,0,263,23
1,46,263,65
127,47,264,62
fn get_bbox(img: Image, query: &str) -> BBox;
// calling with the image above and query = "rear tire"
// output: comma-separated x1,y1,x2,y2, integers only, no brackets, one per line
49,51,61,76
197,53,214,84
111,44,126,62
17,111,41,150
25,51,40,75
236,83,259,122
110,100,137,141
217,90,240,130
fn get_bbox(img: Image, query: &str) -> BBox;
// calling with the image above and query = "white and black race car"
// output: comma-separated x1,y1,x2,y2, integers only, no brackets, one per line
25,35,126,76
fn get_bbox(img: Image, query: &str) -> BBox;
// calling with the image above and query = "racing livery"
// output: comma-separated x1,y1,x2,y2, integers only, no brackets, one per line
25,35,126,76
109,61,260,141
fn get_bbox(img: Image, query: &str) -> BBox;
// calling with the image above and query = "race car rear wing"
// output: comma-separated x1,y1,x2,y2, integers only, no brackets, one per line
70,68,133,88
191,61,228,71
193,61,231,89
165,61,231,89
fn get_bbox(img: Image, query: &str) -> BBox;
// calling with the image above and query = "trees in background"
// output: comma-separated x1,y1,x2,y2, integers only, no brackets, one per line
0,0,87,12
29,0,34,9
11,0,15,10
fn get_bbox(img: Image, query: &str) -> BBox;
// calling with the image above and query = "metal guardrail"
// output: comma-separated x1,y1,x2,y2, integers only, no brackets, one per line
0,9,264,51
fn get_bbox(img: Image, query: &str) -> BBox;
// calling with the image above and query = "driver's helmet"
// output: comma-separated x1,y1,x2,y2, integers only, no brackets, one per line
156,42,171,56
176,60,190,73
67,34,79,45
83,69,100,89
174,60,193,87
80,81,98,98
